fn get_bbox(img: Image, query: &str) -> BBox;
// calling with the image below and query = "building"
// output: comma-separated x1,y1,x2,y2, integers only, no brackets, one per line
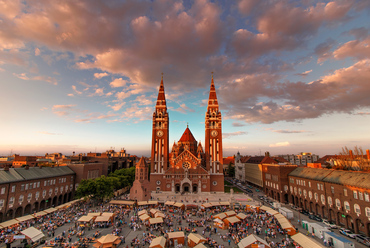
130,157,151,201
12,155,38,168
263,163,297,203
235,152,277,188
149,74,224,193
67,161,108,189
288,167,370,236
278,152,319,166
0,165,75,222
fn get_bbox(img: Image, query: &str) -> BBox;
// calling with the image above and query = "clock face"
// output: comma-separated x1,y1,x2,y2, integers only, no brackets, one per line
211,130,218,137
156,180,161,185
157,130,164,137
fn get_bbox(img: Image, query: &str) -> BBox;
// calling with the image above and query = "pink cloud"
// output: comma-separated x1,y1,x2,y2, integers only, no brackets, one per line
333,36,370,60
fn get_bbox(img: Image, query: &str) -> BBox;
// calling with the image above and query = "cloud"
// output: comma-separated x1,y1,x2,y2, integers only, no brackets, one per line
269,141,290,147
333,36,370,60
295,70,312,77
110,102,125,111
35,48,40,56
40,107,48,111
223,131,247,139
232,122,245,127
52,104,76,116
314,38,336,63
13,72,58,85
37,131,61,135
268,129,307,134
355,112,370,115
134,95,153,106
94,72,109,79
74,113,117,123
72,85,82,95
173,103,195,114
89,88,105,97
110,78,127,88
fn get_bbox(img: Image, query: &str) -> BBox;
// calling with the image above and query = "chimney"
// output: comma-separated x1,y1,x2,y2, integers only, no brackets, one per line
73,151,75,156
4,164,9,171
25,165,29,170
349,150,353,159
265,151,270,157
366,149,370,160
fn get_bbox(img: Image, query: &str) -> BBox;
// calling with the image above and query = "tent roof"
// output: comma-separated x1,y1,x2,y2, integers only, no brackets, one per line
260,205,279,215
78,215,94,222
94,216,111,222
139,214,151,221
101,212,114,217
188,233,206,244
0,219,19,228
109,200,135,205
43,207,58,214
149,217,164,224
155,212,165,218
194,244,207,248
236,213,247,220
168,231,184,239
225,216,241,224
213,213,227,220
174,202,184,207
238,234,270,248
87,212,101,216
225,210,236,217
164,201,175,205
16,215,35,222
219,201,230,205
97,234,120,244
201,203,212,208
33,211,48,217
150,209,159,214
21,227,45,242
149,236,166,248
291,233,325,248
138,210,148,216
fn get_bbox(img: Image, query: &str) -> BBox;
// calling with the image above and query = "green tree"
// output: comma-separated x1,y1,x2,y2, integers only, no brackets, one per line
227,162,235,177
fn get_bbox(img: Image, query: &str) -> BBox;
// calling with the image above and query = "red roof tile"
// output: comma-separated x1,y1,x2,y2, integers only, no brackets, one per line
179,127,196,142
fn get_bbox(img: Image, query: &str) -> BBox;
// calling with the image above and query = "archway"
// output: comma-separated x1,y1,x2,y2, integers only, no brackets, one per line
40,200,46,210
46,198,52,208
15,207,23,218
64,194,68,203
338,212,345,226
5,209,14,221
315,204,320,216
304,200,308,210
346,215,354,231
58,195,63,205
295,196,298,207
182,183,191,193
52,196,57,207
24,204,32,215
322,206,327,218
68,192,72,202
367,223,370,237
0,212,3,222
356,219,365,234
309,202,314,213
175,184,180,193
192,184,198,193
283,194,288,203
277,193,280,202
329,209,335,222
33,202,39,213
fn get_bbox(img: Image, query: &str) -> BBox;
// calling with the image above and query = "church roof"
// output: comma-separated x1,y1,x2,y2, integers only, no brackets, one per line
135,157,147,168
156,74,166,104
179,127,196,142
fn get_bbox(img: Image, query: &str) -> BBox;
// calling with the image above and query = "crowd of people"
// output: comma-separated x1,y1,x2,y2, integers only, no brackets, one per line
0,194,309,248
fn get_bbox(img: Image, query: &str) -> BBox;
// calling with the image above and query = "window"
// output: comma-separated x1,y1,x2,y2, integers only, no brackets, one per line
276,184,279,190
366,207,370,217
21,184,25,191
353,191,358,199
35,191,40,199
25,184,29,190
290,178,294,183
344,189,348,196
60,186,63,193
354,204,361,214
0,199,4,208
359,192,363,200
344,201,350,211
331,186,334,194
299,188,302,195
308,181,311,187
33,182,36,188
19,195,24,203
317,183,320,190
29,183,32,190
9,197,15,205
336,199,341,208
37,181,40,188
314,193,318,201
304,189,307,197
49,189,52,196
11,186,15,192
65,185,68,192
284,185,288,191
266,173,271,180
70,184,73,190
55,187,58,194
365,192,369,202
27,193,32,201
328,196,332,205
0,187,5,194
294,187,297,194
303,181,306,186
320,184,324,191
309,191,312,199
44,181,47,186
321,194,325,204
43,190,46,198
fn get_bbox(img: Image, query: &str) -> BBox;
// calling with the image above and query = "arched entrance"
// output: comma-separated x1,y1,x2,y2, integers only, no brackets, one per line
5,209,14,221
356,219,365,234
192,184,198,193
33,202,39,213
283,194,289,203
0,212,3,222
304,200,308,210
40,200,46,210
175,184,180,193
277,193,280,202
182,183,191,193
315,204,320,216
24,204,32,215
52,196,57,207
58,195,63,205
64,194,68,203
68,192,72,202
346,215,354,231
329,209,335,222
46,198,52,208
15,207,23,218
322,206,327,218
309,202,314,213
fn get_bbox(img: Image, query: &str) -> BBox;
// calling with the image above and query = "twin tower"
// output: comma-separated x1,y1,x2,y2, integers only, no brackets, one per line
150,74,224,193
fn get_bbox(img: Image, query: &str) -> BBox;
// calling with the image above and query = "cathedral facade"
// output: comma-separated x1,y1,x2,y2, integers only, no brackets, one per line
149,74,224,193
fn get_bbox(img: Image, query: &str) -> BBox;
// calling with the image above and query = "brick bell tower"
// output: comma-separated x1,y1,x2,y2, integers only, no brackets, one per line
150,73,169,191
205,72,224,192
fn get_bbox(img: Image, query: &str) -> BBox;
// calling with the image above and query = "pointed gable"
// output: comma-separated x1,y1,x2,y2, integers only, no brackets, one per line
156,73,166,104
136,157,147,168
179,127,196,142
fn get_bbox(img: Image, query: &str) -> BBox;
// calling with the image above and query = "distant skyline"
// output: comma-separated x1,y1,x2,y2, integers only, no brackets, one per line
1,0,370,157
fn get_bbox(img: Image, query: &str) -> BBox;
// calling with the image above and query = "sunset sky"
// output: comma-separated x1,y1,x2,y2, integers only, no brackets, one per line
1,0,370,157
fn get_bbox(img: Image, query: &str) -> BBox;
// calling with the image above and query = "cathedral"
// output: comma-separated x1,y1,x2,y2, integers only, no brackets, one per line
149,74,224,193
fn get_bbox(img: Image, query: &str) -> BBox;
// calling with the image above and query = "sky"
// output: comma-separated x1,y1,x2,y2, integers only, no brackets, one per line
1,0,370,157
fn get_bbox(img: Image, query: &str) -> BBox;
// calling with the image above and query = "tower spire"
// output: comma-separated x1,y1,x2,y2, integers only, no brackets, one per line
156,73,167,107
207,72,218,110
